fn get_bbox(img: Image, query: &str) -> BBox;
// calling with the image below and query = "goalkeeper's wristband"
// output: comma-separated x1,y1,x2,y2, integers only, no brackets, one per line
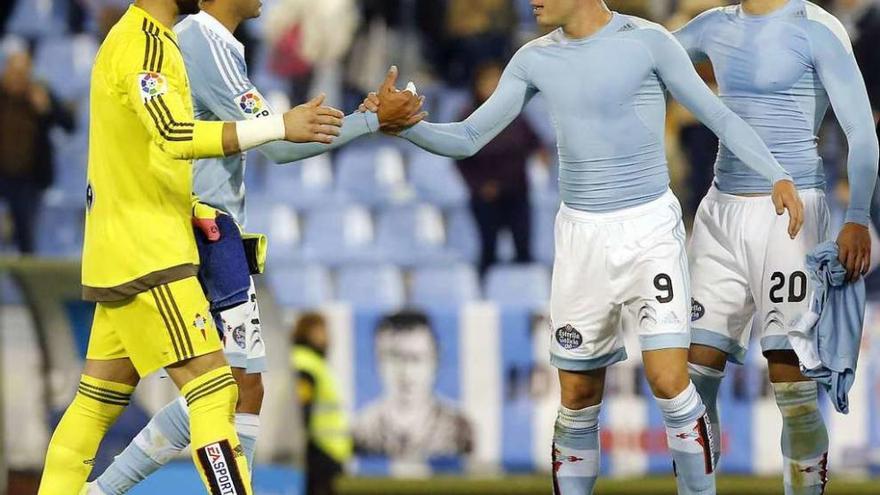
236,115,285,152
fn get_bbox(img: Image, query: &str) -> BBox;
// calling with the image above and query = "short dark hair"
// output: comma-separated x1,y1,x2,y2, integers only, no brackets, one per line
374,310,437,344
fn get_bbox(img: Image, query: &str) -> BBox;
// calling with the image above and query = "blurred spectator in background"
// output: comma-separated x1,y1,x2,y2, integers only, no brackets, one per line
0,42,74,254
264,0,359,105
292,313,352,495
849,0,880,117
457,61,543,276
440,0,517,86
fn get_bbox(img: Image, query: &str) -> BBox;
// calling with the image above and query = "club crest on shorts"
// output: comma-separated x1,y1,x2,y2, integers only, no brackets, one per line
691,299,705,322
236,88,270,119
138,72,167,101
193,313,208,340
230,324,246,349
555,324,583,350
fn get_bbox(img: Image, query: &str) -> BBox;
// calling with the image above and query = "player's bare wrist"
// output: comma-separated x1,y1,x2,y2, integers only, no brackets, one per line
236,115,285,151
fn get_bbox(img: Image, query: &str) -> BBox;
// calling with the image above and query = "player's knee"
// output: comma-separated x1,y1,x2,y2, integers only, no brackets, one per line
559,371,604,409
645,368,689,400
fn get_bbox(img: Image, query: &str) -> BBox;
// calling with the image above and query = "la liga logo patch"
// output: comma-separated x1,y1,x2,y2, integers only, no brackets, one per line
139,72,167,101
236,89,270,119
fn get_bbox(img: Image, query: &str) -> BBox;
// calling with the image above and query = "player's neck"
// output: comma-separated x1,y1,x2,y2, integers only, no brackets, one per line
561,1,614,40
741,0,790,16
134,0,179,30
201,4,244,35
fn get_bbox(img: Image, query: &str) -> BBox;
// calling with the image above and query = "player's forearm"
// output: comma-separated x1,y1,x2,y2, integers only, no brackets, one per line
843,127,880,225
399,121,484,160
259,112,378,164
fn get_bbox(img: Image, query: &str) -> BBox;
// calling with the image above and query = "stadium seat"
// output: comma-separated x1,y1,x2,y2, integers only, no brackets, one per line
532,201,558,266
374,204,457,266
300,205,376,266
336,143,414,206
244,200,303,264
445,207,480,264
266,264,333,309
336,265,405,309
408,151,469,208
51,136,88,206
485,264,550,310
35,201,84,258
263,154,338,209
423,85,470,123
409,264,481,307
5,0,69,39
33,35,98,102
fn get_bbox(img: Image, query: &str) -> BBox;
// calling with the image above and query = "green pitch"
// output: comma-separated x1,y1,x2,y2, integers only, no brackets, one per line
338,475,880,494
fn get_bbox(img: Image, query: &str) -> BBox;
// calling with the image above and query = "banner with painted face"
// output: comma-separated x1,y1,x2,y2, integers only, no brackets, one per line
321,303,880,478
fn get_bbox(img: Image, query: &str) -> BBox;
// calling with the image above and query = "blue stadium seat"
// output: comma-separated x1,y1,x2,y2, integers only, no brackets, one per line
33,35,98,102
408,151,469,208
336,265,405,309
485,264,551,310
35,201,84,257
266,264,333,309
409,264,480,307
5,0,69,39
445,207,480,264
423,86,470,123
263,154,338,209
244,200,303,265
336,143,413,206
51,135,88,206
532,201,558,266
374,204,457,266
300,205,376,266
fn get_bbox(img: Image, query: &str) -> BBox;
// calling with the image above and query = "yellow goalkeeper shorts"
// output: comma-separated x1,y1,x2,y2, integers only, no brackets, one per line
87,276,222,376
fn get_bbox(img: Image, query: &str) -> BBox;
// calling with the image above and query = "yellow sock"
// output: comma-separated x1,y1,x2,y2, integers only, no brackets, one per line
182,366,253,495
38,375,134,495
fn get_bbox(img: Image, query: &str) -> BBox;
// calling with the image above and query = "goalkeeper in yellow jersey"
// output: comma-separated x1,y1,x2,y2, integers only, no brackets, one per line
37,0,344,493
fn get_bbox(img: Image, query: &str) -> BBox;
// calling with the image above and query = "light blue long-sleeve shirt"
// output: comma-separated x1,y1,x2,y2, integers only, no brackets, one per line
400,13,792,212
674,0,879,225
788,241,865,414
175,12,379,226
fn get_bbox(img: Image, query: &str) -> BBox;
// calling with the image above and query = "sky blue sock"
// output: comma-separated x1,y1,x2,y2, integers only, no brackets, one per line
235,412,260,470
96,398,190,495
552,403,601,495
688,362,724,467
656,382,716,495
773,382,828,495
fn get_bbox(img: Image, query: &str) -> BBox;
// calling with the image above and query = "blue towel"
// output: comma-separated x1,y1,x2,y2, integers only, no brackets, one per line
194,214,251,312
788,241,865,414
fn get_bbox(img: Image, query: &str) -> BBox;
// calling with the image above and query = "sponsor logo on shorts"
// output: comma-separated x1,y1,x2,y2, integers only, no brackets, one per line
691,299,705,322
661,311,681,326
197,440,245,495
555,324,583,350
139,72,167,101
231,324,246,349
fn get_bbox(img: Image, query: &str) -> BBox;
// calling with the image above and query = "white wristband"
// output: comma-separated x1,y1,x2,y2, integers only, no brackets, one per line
235,115,285,152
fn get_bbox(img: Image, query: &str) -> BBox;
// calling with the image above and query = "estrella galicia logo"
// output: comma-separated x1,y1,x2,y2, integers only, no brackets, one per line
85,183,94,211
555,324,583,350
691,298,705,322
231,324,246,349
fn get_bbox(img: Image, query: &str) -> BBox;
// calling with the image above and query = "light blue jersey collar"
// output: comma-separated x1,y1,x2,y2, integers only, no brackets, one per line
549,12,626,44
189,10,245,58
734,0,799,21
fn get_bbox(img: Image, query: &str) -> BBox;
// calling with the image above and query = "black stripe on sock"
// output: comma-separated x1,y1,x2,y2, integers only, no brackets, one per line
186,376,236,406
196,440,246,495
696,416,713,475
77,386,129,406
162,284,195,358
184,373,233,403
78,381,132,401
150,288,183,362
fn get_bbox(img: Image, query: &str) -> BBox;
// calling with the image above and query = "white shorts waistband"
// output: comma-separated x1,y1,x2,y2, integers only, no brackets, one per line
705,184,824,203
559,189,679,223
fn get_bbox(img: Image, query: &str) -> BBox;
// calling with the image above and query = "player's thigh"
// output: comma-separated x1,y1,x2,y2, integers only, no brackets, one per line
766,350,810,383
549,212,624,373
112,276,224,377
753,189,829,356
688,197,754,364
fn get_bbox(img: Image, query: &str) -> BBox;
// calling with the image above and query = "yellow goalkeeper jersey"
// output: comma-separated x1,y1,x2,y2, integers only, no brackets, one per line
82,5,227,302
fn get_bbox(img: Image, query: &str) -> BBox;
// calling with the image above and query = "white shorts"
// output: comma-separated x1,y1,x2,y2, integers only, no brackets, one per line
549,189,691,371
688,186,830,364
219,278,267,373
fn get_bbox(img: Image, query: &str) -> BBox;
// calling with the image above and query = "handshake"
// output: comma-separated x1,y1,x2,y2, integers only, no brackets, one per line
281,65,426,144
